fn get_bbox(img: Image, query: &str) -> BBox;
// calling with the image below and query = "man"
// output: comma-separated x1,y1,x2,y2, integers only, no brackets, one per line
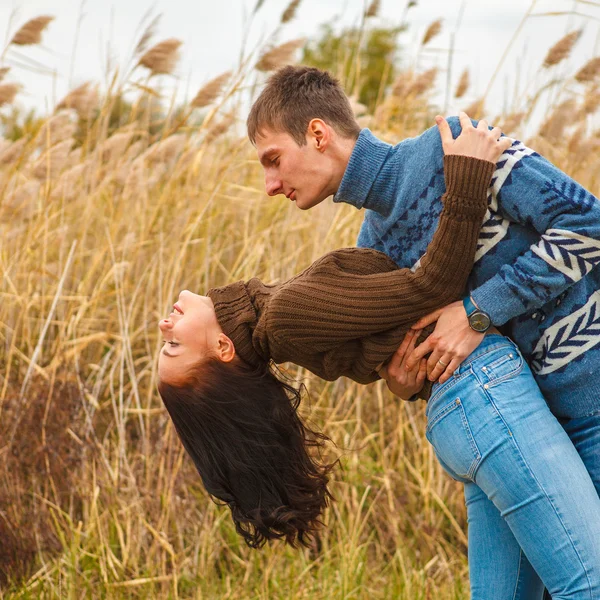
247,65,600,493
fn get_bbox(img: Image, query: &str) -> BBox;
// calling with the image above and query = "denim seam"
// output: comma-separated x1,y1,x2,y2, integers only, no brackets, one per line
428,367,474,406
511,550,523,600
480,385,595,599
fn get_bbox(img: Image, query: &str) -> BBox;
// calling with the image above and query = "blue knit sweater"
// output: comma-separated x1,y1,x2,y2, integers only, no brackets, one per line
334,119,600,419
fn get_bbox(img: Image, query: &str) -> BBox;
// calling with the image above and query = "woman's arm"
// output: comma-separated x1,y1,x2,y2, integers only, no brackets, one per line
270,116,509,352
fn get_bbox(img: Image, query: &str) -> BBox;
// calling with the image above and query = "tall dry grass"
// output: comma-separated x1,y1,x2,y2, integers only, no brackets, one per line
0,5,599,599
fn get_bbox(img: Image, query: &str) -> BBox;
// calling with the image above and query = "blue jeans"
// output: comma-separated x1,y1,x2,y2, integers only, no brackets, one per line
426,334,600,600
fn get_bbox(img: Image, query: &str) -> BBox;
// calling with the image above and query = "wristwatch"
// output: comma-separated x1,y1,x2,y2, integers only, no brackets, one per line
463,296,492,333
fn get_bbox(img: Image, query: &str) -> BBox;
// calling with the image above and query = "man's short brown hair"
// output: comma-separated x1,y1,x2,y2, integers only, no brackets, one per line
247,66,361,146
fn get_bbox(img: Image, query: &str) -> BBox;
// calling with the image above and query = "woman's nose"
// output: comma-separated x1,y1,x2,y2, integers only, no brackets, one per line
158,319,172,332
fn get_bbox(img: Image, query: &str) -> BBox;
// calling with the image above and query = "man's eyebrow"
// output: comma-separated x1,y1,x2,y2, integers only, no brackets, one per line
161,348,176,358
258,147,278,166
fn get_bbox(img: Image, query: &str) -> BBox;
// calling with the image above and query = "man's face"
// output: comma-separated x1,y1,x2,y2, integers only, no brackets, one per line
255,127,334,210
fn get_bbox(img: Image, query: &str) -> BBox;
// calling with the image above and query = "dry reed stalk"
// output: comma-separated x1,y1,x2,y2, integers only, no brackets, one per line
0,83,20,107
56,82,99,120
190,71,231,108
502,111,526,133
365,0,381,18
281,0,302,23
464,98,485,120
138,39,182,76
454,69,469,98
36,113,77,148
543,30,582,68
407,68,438,96
10,16,54,45
0,138,27,165
255,38,305,72
0,67,10,82
422,19,442,46
575,57,600,83
568,124,586,154
32,139,74,180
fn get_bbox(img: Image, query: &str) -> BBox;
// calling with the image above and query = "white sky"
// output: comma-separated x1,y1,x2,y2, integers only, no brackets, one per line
0,0,599,125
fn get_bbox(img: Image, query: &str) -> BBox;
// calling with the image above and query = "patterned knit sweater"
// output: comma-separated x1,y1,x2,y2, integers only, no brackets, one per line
335,120,600,418
206,155,493,394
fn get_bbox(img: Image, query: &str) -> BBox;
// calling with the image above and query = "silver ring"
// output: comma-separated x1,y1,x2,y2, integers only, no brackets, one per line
438,359,449,367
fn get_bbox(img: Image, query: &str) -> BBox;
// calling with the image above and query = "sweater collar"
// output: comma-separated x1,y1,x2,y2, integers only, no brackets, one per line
333,129,394,212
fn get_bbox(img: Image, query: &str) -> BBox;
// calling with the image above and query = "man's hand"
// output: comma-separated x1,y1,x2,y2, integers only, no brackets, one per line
405,301,485,384
377,329,428,400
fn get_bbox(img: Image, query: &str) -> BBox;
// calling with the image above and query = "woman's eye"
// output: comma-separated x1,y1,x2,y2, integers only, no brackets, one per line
162,341,179,346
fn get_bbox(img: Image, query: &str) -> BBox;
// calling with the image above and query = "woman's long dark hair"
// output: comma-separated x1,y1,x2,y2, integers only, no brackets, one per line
157,357,336,549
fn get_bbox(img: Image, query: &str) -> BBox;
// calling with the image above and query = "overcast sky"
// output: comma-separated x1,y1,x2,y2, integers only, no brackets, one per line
0,0,599,124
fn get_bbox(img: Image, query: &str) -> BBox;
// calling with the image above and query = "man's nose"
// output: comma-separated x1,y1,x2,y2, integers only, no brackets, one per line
265,174,282,197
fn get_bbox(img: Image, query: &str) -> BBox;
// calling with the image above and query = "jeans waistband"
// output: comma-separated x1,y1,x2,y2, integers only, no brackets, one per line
452,333,517,375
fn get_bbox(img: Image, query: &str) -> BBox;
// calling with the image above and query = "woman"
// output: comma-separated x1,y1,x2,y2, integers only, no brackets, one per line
157,118,600,599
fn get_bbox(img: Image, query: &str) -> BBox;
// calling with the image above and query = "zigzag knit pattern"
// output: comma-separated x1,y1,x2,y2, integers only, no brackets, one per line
334,119,600,419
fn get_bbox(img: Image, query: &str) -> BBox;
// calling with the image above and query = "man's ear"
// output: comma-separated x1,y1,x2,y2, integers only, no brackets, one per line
217,334,236,363
307,118,330,151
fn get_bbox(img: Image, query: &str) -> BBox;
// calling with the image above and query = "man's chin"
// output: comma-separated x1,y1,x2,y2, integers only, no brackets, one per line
295,194,327,211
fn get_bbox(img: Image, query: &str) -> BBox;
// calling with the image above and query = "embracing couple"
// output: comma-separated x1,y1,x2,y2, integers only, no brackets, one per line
157,66,600,599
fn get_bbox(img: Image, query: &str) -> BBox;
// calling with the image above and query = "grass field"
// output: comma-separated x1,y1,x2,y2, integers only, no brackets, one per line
1,4,599,598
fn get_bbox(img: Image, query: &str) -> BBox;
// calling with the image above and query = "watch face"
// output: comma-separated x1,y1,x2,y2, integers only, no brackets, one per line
470,311,491,333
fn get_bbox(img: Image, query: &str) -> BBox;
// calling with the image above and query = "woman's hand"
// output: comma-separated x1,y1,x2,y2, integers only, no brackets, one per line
377,329,428,400
436,112,513,163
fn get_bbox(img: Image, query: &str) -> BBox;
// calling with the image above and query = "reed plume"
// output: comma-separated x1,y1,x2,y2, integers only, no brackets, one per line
281,0,302,23
422,19,442,46
256,38,305,72
10,16,54,45
205,113,235,142
454,69,469,98
502,111,526,133
138,38,182,75
543,30,582,68
575,57,600,83
0,67,10,82
0,83,19,107
407,68,438,96
464,98,485,120
365,0,381,18
56,82,99,120
191,71,231,108
0,138,27,165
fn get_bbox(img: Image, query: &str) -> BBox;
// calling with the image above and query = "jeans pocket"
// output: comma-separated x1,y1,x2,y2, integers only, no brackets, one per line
426,397,480,482
479,346,524,388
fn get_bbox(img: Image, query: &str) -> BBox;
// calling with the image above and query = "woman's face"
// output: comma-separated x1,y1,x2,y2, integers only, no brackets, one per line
158,290,230,384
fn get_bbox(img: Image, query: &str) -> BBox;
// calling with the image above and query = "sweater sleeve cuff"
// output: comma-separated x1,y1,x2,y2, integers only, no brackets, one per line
470,274,528,326
442,155,495,217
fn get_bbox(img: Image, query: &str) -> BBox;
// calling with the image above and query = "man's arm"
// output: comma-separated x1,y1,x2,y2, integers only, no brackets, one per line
406,137,600,383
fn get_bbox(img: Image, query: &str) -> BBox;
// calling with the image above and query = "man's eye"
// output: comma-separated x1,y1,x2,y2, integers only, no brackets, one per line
272,157,279,166
162,341,179,346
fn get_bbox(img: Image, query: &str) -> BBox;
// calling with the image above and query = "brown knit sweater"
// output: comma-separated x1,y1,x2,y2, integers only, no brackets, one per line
207,155,495,399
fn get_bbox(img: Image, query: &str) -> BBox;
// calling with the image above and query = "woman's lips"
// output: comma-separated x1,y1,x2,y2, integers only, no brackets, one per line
173,303,183,314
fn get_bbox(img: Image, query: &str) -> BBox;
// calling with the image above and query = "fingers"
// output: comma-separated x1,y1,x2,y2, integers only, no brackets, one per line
490,126,502,140
416,358,428,386
428,352,456,382
405,337,433,370
426,348,447,380
412,308,443,330
499,136,513,152
477,118,489,131
435,115,453,147
438,356,462,384
388,330,415,373
459,111,473,131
